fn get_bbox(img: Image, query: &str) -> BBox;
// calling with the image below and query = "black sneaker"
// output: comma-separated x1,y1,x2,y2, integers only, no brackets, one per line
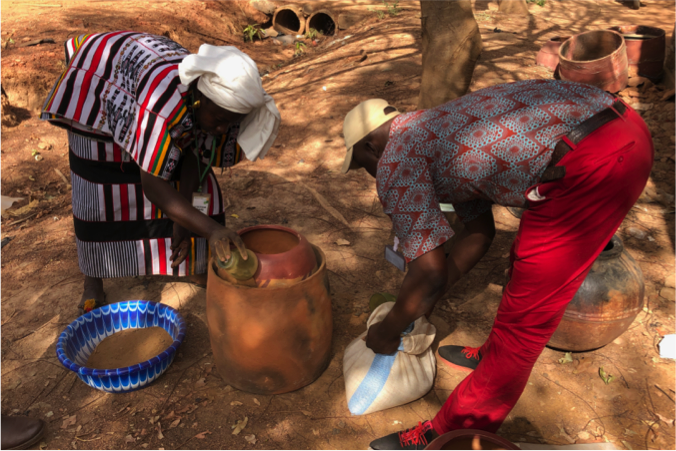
438,345,482,372
369,420,436,450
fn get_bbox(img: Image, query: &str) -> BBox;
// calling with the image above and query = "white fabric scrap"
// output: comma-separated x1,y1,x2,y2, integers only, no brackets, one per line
178,45,281,162
659,334,676,359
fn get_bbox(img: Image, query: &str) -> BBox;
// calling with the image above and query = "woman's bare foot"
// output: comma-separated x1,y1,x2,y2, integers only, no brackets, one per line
78,276,105,313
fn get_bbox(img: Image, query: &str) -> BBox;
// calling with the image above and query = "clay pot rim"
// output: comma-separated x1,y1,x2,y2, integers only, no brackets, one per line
424,429,519,450
272,3,305,35
209,244,326,292
597,235,624,260
548,35,571,43
238,224,305,248
558,30,626,64
306,9,339,37
608,25,666,39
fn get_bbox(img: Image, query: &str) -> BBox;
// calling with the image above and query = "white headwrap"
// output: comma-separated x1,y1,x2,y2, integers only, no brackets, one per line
178,45,281,161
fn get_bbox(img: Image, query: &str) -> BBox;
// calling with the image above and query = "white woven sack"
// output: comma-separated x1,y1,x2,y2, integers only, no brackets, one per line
343,302,436,416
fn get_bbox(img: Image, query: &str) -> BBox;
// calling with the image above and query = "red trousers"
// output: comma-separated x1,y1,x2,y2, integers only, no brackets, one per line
432,103,654,433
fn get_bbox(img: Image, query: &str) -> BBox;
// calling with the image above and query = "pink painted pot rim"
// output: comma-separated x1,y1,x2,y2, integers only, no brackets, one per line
559,30,625,64
425,429,519,450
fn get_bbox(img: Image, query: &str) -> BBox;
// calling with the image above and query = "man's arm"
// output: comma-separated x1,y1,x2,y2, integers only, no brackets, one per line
366,209,495,354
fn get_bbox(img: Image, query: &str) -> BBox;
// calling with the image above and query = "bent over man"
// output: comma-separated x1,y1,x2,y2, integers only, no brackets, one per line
340,79,653,449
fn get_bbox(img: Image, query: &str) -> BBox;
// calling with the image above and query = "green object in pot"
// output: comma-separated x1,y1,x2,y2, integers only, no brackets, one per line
369,292,397,312
217,249,259,280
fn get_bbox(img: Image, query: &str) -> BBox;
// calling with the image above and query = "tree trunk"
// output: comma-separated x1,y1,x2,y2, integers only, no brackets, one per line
418,1,483,109
498,0,531,15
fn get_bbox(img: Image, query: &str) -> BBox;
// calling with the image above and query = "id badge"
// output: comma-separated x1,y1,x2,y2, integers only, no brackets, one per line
385,242,406,272
192,192,211,215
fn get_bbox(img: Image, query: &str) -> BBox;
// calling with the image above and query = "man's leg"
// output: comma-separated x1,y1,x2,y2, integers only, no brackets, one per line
433,105,654,433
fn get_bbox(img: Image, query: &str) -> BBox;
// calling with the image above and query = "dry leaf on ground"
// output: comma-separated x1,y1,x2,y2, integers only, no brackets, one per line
245,434,257,445
656,413,675,425
599,367,614,384
301,410,312,417
558,352,573,364
61,415,76,429
195,378,206,388
336,238,350,246
231,417,248,435
231,401,243,406
169,418,181,429
156,423,164,440
253,398,260,406
194,431,212,440
124,435,135,444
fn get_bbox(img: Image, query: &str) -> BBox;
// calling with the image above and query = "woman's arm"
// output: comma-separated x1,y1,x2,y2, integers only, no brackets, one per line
139,167,247,263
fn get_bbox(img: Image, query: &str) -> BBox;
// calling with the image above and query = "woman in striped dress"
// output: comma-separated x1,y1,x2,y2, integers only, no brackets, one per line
41,31,280,313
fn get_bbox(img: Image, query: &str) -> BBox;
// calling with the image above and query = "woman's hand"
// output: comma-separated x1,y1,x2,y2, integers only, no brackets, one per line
365,321,401,355
170,223,192,268
208,226,248,264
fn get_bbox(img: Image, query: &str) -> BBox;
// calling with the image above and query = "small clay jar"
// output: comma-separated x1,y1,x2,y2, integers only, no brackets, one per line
536,36,570,71
238,225,317,288
425,429,519,450
548,235,644,351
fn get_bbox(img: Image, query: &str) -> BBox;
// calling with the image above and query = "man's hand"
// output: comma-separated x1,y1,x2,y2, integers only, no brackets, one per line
208,227,248,265
170,223,192,268
366,321,401,355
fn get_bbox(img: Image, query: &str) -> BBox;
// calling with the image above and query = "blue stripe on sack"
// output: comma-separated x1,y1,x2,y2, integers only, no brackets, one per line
347,323,414,415
348,352,397,415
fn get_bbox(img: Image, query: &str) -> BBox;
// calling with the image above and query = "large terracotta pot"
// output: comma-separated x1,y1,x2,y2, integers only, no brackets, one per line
206,245,332,394
536,36,570,71
238,225,317,288
559,30,629,92
608,25,666,81
425,429,519,450
549,235,644,351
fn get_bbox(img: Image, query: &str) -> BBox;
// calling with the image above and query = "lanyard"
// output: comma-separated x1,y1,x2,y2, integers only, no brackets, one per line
195,135,216,193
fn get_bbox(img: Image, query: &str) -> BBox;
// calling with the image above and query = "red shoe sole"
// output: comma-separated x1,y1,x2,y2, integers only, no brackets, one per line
438,353,476,374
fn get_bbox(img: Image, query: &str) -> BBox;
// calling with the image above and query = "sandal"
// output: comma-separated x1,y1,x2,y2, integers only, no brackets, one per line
77,293,107,315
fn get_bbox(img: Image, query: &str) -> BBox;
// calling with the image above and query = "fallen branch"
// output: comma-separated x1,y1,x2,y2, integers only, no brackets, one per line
54,168,70,186
301,182,352,231
654,384,675,402
7,212,39,226
19,38,56,47
1,309,18,326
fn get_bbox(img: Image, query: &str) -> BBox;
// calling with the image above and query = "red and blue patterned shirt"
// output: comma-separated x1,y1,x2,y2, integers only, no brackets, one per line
377,79,614,262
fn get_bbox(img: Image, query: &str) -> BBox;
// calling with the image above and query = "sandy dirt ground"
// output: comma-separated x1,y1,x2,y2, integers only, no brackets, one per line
1,0,675,449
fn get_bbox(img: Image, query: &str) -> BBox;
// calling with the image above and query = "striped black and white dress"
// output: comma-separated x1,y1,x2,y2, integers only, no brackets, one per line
41,31,243,278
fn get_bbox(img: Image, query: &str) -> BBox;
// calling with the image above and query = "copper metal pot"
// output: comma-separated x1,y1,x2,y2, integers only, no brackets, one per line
558,30,629,92
425,429,519,450
548,235,644,352
238,225,317,288
206,245,332,394
608,25,666,81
